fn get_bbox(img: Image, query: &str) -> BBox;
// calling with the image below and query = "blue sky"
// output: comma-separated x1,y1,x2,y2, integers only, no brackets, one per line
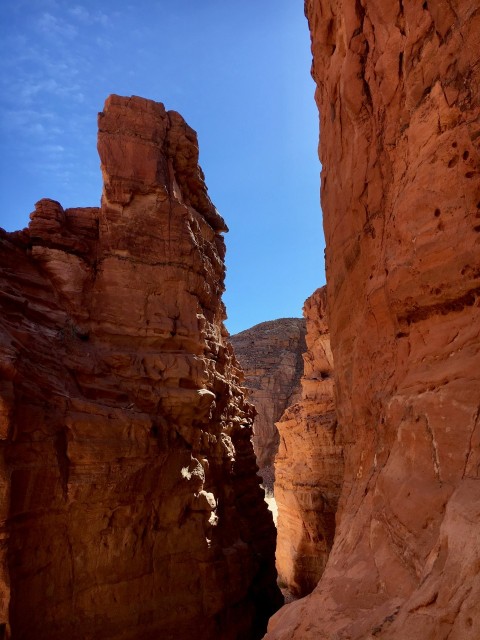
0,0,325,334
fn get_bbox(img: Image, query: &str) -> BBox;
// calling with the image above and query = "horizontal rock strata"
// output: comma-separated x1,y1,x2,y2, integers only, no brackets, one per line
0,94,281,640
266,1,480,639
231,318,306,472
275,287,343,597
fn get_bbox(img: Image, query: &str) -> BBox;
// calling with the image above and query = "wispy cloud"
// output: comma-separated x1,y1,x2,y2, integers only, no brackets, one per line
0,36,88,110
37,12,78,39
42,144,65,154
69,5,109,26
11,76,85,106
95,35,113,50
0,5,96,190
0,108,60,138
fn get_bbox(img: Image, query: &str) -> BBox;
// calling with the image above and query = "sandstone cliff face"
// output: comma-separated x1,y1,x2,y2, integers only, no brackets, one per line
0,95,281,640
266,2,480,639
275,287,343,598
231,318,306,471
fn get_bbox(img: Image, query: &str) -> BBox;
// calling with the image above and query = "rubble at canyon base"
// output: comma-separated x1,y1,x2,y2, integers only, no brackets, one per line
275,287,343,598
231,318,306,475
0,95,281,640
266,1,480,639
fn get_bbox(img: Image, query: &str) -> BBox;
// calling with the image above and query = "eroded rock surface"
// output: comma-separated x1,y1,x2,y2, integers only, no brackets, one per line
231,318,306,473
0,95,281,640
266,2,480,639
275,287,343,597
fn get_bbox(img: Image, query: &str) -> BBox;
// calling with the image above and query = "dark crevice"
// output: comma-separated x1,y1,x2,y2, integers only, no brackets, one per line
54,428,70,499
399,287,480,325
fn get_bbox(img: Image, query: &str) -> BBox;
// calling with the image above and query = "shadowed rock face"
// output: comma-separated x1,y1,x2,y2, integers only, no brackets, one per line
231,318,306,471
0,95,281,640
275,287,343,597
266,2,480,639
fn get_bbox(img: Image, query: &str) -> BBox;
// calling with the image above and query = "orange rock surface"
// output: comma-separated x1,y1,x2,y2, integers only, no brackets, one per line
0,95,281,640
231,318,306,471
266,1,480,638
275,287,343,597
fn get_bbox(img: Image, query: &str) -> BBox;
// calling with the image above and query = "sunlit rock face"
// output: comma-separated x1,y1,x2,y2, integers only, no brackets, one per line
231,318,306,472
266,2,480,639
0,94,281,640
275,287,343,598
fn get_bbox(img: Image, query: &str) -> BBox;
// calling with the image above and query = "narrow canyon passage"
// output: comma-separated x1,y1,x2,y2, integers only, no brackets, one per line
0,1,479,639
232,289,343,600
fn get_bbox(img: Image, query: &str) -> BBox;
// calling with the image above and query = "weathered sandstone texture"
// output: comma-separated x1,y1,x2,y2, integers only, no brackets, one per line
266,1,480,639
231,318,306,471
0,95,281,640
275,287,343,597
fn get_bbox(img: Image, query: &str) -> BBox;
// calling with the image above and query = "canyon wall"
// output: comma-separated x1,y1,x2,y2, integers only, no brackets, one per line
231,318,306,473
0,94,281,640
275,287,343,597
266,1,480,639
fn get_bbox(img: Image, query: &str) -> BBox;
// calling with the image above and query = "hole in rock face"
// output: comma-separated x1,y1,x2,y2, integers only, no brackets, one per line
463,150,469,160
434,208,441,217
422,1,428,8
452,141,458,148
465,171,475,178
150,424,159,438
448,157,458,168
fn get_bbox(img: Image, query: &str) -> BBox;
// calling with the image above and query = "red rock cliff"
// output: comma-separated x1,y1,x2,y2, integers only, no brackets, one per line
231,318,306,472
275,287,343,597
266,2,480,638
0,95,281,640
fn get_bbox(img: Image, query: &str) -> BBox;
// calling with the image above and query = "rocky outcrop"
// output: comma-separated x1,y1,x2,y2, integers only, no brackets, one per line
266,2,480,639
231,319,306,472
0,95,281,640
275,287,343,597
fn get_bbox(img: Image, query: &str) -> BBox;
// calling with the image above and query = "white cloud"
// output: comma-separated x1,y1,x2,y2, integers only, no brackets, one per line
69,5,109,26
0,109,61,139
70,5,89,20
43,144,65,154
4,68,85,108
30,123,46,135
37,12,77,39
4,109,54,126
95,35,113,50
